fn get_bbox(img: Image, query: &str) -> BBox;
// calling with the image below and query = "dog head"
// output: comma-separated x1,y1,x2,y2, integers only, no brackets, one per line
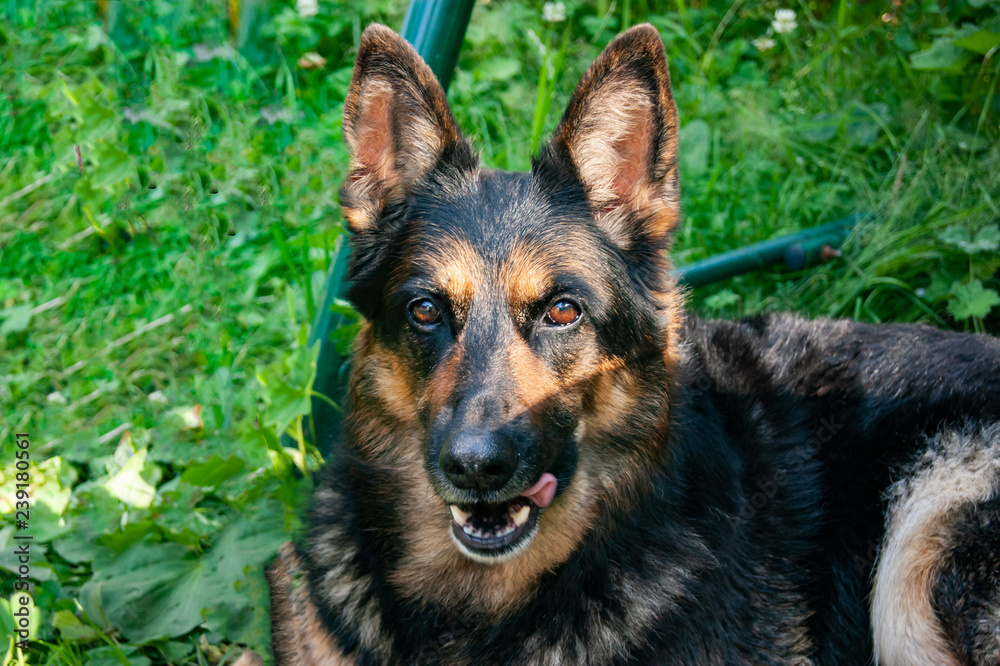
338,23,682,601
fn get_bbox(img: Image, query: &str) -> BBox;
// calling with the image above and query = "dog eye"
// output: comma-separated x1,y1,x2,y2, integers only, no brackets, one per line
544,300,581,327
409,299,442,327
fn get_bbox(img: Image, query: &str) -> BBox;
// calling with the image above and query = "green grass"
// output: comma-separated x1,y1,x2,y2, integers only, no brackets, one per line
1,0,998,663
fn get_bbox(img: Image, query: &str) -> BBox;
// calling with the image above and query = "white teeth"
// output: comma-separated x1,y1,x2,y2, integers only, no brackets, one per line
462,523,515,539
511,504,530,528
453,502,532,543
450,505,471,525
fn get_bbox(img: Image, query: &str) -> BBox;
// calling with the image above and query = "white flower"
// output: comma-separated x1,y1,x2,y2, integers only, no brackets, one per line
47,391,68,405
542,1,566,23
752,36,776,52
296,0,318,19
148,390,169,405
771,9,797,34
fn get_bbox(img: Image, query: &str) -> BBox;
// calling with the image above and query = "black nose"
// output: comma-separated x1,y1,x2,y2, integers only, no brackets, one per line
440,429,518,492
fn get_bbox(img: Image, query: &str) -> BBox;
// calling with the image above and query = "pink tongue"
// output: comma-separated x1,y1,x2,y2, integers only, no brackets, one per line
522,473,558,509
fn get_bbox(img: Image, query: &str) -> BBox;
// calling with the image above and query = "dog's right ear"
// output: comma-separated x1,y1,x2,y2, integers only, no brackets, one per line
341,24,470,233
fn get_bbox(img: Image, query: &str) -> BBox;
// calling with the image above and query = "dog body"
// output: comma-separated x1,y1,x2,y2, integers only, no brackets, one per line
268,25,1000,665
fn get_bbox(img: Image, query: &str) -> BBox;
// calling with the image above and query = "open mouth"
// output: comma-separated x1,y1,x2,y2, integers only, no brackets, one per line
450,499,538,553
448,473,557,561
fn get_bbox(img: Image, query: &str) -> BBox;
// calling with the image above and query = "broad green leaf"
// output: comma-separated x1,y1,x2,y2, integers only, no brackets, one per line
258,369,311,433
948,280,1000,320
331,320,362,356
286,341,320,389
0,597,14,636
705,289,740,311
952,30,1000,55
83,646,151,666
328,298,360,319
477,57,521,82
79,500,288,644
52,610,99,641
180,455,246,488
938,225,1000,254
5,593,39,640
971,226,1000,252
0,304,31,335
894,25,917,52
50,487,120,564
910,38,973,73
846,104,888,146
799,112,840,143
91,140,137,190
202,565,272,646
157,642,195,663
0,457,72,543
102,449,156,509
257,342,319,432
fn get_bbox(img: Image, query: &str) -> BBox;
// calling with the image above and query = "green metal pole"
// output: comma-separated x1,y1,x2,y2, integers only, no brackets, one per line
401,0,476,92
309,1,476,448
673,213,862,288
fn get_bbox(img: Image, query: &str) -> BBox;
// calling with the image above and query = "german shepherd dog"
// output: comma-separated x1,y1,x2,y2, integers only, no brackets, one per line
263,23,1000,665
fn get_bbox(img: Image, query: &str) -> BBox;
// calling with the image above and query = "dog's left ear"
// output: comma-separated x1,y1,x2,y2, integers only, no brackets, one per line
540,24,679,248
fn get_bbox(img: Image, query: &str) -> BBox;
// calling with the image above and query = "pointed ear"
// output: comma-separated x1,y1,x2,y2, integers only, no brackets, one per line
341,24,474,233
541,24,679,248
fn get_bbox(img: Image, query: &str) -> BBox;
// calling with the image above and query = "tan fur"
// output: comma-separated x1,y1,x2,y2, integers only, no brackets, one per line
388,464,598,617
356,331,608,617
506,335,557,410
366,340,420,427
500,243,554,310
268,543,356,665
379,346,677,617
427,344,464,415
232,651,263,666
306,487,396,661
584,364,637,435
423,236,484,310
574,82,651,198
872,425,1000,666
499,241,613,312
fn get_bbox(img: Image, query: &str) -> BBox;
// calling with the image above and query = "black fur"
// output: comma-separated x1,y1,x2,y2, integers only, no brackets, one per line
934,493,1000,665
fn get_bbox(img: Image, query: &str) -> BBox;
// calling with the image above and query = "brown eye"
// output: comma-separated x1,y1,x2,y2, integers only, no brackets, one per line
545,300,581,327
409,299,441,327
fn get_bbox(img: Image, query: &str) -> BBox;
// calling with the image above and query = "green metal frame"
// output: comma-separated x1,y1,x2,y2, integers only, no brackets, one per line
674,214,862,288
400,0,477,92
